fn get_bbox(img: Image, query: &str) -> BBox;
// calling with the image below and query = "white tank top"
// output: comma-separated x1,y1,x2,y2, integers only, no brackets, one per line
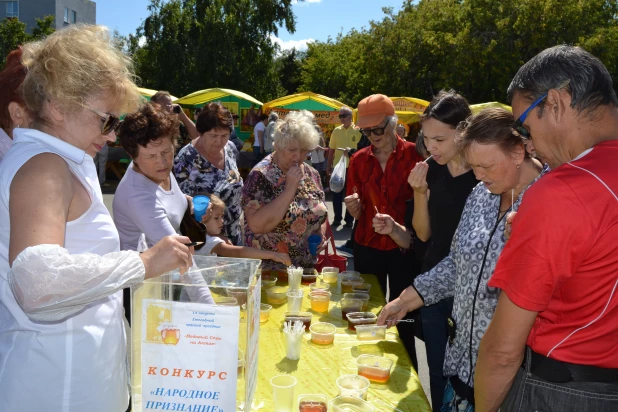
0,129,128,411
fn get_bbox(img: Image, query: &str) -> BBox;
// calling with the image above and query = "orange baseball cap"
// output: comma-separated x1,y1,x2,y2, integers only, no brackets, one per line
356,94,395,128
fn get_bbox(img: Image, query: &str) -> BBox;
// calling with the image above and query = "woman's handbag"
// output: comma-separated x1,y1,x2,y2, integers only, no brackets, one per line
315,222,347,273
179,205,207,251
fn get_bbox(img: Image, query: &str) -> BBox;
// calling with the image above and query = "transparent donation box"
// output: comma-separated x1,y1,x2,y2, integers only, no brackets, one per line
131,256,262,412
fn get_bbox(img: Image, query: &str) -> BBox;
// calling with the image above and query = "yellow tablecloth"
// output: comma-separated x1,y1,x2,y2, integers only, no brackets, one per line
249,274,431,411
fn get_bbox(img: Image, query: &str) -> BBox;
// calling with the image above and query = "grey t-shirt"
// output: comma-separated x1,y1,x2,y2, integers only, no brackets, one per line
113,163,188,251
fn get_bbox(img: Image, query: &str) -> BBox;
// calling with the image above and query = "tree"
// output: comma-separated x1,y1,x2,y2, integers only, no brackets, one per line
128,0,295,102
297,0,618,106
0,16,55,70
275,49,304,95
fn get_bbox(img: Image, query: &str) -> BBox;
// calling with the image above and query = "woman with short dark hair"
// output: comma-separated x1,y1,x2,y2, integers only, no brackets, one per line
174,102,243,245
113,102,188,251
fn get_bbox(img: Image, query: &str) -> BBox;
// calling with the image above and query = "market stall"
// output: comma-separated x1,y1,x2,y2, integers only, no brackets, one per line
470,101,512,114
174,88,263,142
262,92,349,141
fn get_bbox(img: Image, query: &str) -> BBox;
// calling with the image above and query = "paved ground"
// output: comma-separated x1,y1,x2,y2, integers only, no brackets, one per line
102,184,432,407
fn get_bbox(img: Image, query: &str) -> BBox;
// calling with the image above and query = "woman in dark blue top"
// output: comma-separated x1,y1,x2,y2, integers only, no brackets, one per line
408,90,478,411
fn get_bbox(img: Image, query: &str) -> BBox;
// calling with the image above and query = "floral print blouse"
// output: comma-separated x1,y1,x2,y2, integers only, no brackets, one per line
242,154,328,270
413,165,549,387
173,141,243,245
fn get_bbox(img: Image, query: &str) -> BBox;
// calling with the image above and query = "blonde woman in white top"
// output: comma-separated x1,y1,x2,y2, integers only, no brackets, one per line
0,26,193,411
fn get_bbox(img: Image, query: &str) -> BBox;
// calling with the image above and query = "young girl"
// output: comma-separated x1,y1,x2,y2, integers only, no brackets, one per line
197,195,292,266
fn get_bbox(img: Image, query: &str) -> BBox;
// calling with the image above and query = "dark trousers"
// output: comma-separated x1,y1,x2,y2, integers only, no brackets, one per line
502,347,618,411
252,147,264,166
332,180,353,225
421,297,454,412
353,242,419,371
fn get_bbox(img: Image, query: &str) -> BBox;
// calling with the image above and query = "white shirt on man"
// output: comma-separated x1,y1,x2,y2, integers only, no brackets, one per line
113,162,188,251
253,121,266,148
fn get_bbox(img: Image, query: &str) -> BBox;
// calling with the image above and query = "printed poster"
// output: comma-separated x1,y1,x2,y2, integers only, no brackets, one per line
141,299,240,411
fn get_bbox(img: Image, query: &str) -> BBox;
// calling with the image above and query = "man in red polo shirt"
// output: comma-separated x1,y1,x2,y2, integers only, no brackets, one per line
475,46,618,411
344,94,423,365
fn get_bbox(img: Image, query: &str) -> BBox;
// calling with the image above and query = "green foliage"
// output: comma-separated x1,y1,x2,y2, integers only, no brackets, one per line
129,0,295,102
298,0,618,106
0,16,55,70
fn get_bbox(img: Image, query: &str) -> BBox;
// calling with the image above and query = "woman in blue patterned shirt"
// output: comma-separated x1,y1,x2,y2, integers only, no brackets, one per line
375,108,548,411
174,103,243,245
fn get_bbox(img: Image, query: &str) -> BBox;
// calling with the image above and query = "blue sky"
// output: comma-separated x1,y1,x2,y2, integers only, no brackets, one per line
97,0,406,51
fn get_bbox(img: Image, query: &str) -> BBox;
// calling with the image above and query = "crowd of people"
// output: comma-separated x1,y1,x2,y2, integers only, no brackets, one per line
0,24,616,412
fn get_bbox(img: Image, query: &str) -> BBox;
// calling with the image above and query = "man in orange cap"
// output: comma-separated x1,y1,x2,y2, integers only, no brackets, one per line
345,94,423,366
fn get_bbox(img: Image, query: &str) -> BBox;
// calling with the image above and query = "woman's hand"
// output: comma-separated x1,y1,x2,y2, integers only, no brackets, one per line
284,165,304,194
344,193,362,219
372,213,395,235
271,252,292,266
408,162,429,194
377,297,410,328
505,212,516,240
141,235,194,278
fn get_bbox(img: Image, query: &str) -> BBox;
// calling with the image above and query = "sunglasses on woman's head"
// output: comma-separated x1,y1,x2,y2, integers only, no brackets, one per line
80,103,122,135
360,118,390,137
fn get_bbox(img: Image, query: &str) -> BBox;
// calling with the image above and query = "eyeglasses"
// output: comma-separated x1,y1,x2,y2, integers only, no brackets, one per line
338,113,351,119
360,118,390,137
513,93,547,140
80,103,122,135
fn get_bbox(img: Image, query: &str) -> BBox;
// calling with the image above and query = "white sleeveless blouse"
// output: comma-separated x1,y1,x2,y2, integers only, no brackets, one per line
0,129,129,411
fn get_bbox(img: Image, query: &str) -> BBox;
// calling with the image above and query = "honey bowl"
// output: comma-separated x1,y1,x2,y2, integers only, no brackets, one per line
345,312,377,331
260,304,272,323
283,312,312,331
266,286,289,305
301,268,318,285
309,282,331,292
321,267,340,284
355,324,387,341
341,279,365,294
309,322,336,345
298,394,328,412
343,293,370,311
261,275,278,290
336,374,370,400
351,283,372,294
340,298,364,320
356,355,394,383
309,291,331,313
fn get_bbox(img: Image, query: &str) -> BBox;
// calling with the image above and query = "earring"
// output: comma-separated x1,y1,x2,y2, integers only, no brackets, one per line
516,163,521,169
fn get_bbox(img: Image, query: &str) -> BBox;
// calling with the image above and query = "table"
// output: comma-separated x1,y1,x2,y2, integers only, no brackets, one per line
247,274,431,411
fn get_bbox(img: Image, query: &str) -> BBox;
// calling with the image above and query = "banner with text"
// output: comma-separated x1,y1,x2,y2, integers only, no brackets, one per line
270,107,341,124
141,299,240,412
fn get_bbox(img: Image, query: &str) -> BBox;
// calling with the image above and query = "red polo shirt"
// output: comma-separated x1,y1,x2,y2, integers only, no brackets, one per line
489,140,618,368
347,137,422,251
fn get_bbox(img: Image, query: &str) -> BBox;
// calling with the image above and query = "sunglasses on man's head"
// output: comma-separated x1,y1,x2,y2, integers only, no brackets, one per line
360,118,390,137
80,103,122,135
513,93,547,140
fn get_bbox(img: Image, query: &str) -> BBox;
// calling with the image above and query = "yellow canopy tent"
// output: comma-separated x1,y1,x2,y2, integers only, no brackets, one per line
262,91,348,123
174,88,264,141
137,87,178,102
470,102,512,114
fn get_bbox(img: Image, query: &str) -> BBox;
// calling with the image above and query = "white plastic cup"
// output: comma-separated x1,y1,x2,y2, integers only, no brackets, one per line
271,375,297,412
286,289,304,313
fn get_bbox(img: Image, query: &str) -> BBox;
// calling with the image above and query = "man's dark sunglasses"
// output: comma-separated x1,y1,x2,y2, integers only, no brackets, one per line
360,118,390,137
513,93,547,140
338,113,351,119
